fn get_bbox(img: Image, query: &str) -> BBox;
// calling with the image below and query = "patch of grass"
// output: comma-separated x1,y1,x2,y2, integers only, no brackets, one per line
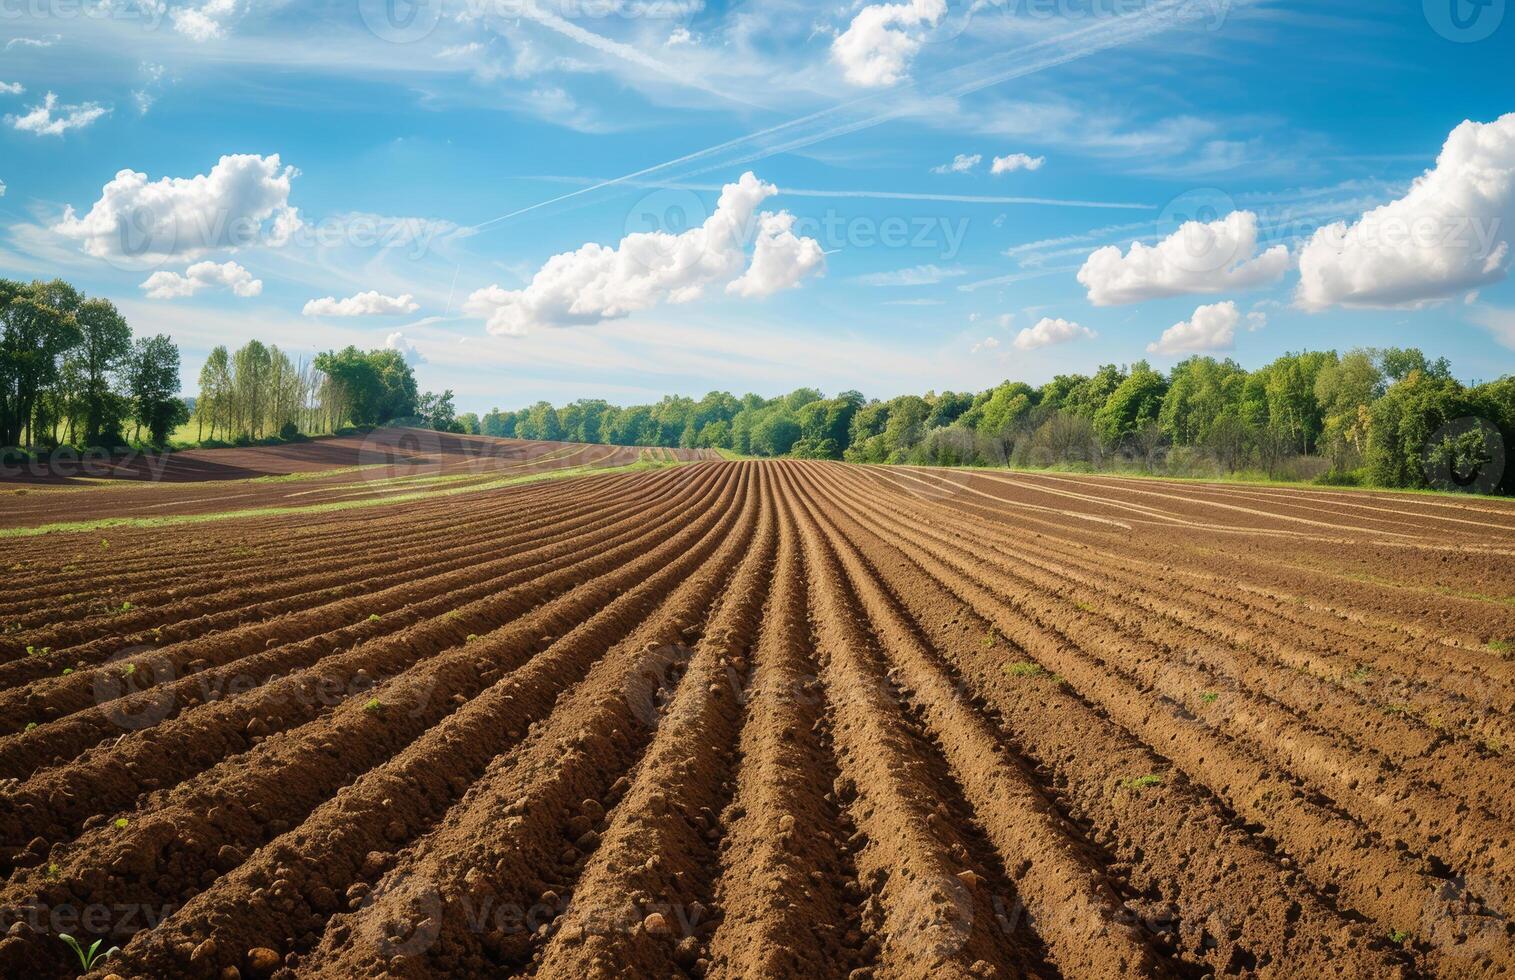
1488,639,1512,656
363,697,383,714
1389,928,1410,946
1120,774,1164,791
1198,691,1219,704
1005,661,1047,679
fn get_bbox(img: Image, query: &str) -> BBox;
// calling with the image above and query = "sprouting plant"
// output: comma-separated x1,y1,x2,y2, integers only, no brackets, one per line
61,668,73,676
26,645,35,656
113,817,129,830
121,664,137,677
1121,774,1163,791
100,539,110,550
466,634,478,644
363,697,383,714
25,722,38,732
119,601,133,613
1389,928,1410,946
1349,665,1373,682
1488,640,1512,656
59,933,119,972
367,614,381,623
1005,661,1046,679
45,863,58,879
1199,692,1219,704
982,629,997,649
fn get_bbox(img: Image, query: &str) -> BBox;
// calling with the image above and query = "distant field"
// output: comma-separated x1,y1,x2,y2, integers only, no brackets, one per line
1,448,1512,978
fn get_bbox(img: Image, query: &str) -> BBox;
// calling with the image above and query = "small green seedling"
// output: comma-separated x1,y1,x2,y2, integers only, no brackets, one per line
61,668,73,676
26,645,35,657
25,722,38,732
1121,774,1163,791
113,817,129,830
1389,928,1410,946
466,634,478,644
121,664,137,677
1005,661,1046,679
1199,692,1219,704
45,863,58,879
1349,666,1373,682
1488,640,1512,655
119,602,133,613
59,933,119,972
363,697,383,713
100,539,110,550
983,629,997,649
368,614,381,623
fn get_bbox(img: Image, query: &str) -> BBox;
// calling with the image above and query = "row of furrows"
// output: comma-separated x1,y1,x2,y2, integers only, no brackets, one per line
0,465,750,979
283,465,768,978
865,470,1515,811
880,467,1515,648
0,469,701,784
811,461,1509,976
881,467,1515,698
0,467,698,745
848,463,1515,891
0,465,728,858
0,466,669,669
0,464,609,621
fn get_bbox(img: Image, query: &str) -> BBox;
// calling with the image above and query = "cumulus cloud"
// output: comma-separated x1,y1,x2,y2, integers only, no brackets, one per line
1013,317,1096,350
727,211,825,298
140,260,262,299
385,331,426,366
1146,300,1265,355
54,154,300,263
932,153,981,175
0,82,22,96
465,172,823,336
174,0,241,41
971,336,1000,354
1297,113,1515,311
992,153,1045,174
303,291,420,317
1077,210,1291,306
7,92,109,136
832,0,946,87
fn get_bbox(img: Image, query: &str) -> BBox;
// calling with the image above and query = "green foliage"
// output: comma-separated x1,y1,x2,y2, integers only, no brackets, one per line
1120,774,1164,790
313,346,418,427
59,934,120,972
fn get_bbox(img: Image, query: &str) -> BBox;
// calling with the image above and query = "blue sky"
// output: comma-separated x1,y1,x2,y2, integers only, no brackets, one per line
1,0,1513,413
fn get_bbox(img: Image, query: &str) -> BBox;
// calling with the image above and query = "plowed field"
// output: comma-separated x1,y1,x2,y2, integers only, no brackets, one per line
1,456,1512,979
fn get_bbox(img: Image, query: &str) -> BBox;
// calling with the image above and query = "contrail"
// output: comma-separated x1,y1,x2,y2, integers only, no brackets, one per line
522,175,1153,211
468,0,1244,234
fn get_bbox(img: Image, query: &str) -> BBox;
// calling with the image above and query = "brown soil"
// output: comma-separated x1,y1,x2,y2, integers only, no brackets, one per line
0,460,1509,979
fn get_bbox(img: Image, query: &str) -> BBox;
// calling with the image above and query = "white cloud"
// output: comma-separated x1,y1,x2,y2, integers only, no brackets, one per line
728,211,825,298
1146,300,1262,355
174,0,241,41
0,82,22,96
832,0,946,87
7,92,109,136
991,153,1045,174
666,26,695,46
971,336,1000,354
385,331,426,366
465,171,823,336
303,291,420,317
140,260,262,300
856,263,966,286
1013,316,1096,350
931,153,981,175
54,154,301,263
1077,210,1291,306
5,36,58,50
1297,113,1515,311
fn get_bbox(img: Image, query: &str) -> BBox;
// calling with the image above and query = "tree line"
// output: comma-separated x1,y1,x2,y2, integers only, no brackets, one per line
1,279,187,454
1,278,464,456
481,347,1514,494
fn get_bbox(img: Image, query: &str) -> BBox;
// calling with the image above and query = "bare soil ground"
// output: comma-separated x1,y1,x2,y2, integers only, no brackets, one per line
0,459,1510,979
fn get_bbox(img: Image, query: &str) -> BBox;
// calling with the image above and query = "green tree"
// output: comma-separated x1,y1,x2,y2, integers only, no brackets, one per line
0,279,83,448
126,334,185,445
1093,362,1167,447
